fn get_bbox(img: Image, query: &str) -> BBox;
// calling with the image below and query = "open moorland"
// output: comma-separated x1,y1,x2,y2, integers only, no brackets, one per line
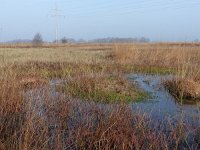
0,43,200,149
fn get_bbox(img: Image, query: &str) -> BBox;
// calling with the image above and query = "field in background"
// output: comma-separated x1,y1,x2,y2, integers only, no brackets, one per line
1,43,200,80
0,43,200,149
0,44,111,65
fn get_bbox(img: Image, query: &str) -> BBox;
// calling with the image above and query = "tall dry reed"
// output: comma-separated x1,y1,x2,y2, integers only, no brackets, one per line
112,43,200,80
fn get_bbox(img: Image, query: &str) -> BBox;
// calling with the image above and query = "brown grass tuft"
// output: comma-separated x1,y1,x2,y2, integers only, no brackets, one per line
164,78,200,101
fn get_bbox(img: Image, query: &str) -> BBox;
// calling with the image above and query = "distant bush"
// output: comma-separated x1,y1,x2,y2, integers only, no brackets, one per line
32,33,43,47
61,37,68,44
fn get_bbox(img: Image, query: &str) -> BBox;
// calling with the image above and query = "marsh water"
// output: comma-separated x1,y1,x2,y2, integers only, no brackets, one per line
128,74,200,126
25,73,200,127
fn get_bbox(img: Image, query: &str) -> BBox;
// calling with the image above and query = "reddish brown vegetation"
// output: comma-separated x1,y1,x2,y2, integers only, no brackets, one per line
19,76,47,88
0,43,200,149
164,78,200,101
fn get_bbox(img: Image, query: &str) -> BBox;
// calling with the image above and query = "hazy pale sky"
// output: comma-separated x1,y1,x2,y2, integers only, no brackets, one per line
0,0,200,42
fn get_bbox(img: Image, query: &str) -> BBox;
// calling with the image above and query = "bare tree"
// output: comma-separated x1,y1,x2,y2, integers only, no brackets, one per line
32,33,43,47
61,37,68,44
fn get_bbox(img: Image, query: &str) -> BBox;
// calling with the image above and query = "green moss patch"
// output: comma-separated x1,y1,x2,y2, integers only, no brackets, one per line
57,75,147,103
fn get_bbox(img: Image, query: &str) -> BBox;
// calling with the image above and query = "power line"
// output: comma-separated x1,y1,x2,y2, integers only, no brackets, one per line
51,1,65,43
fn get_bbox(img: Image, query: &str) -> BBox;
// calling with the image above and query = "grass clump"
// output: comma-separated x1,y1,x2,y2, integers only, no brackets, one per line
164,78,200,103
57,75,146,103
0,78,25,149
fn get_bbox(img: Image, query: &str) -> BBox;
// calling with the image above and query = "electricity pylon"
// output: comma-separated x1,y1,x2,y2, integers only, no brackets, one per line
51,1,65,44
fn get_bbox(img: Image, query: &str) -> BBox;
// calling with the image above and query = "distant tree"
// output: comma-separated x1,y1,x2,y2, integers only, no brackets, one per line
32,33,43,47
61,37,68,44
139,37,150,43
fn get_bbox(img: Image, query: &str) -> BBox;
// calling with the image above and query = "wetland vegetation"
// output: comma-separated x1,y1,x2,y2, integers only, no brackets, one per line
0,43,200,149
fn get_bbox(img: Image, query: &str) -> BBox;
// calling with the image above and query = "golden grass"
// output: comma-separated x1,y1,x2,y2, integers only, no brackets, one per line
0,47,107,66
112,43,200,67
0,43,200,149
112,43,200,102
164,78,200,102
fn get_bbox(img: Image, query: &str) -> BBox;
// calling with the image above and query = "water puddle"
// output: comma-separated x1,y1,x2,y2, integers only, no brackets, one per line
128,74,200,125
24,74,200,127
21,73,200,148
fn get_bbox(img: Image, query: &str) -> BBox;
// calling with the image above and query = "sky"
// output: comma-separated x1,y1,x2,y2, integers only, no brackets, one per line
0,0,200,42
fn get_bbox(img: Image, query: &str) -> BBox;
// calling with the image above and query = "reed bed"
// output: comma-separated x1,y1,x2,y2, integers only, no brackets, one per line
112,43,200,72
1,79,199,149
0,43,200,149
112,43,200,102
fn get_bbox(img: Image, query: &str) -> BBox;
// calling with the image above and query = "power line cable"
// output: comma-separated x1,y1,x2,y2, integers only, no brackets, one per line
50,0,65,43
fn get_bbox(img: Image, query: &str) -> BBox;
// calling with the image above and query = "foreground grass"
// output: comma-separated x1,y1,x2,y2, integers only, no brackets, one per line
0,43,200,149
0,75,199,149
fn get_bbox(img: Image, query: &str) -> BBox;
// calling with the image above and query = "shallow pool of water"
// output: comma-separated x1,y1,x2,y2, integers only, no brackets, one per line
128,74,200,125
24,74,200,127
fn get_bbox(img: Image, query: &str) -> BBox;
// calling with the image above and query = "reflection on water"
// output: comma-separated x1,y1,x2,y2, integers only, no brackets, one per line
25,74,200,127
128,74,200,125
22,74,200,148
